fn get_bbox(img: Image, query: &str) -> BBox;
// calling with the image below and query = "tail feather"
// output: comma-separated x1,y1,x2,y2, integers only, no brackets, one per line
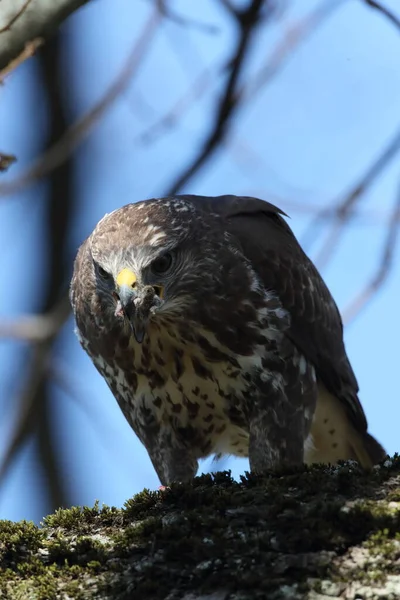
305,384,386,469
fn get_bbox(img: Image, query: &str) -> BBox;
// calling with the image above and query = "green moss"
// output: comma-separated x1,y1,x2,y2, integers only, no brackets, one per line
42,500,118,531
0,458,399,599
0,520,43,567
123,488,163,520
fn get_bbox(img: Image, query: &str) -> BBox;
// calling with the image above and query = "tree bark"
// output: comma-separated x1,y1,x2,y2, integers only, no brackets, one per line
1,459,400,599
0,0,92,71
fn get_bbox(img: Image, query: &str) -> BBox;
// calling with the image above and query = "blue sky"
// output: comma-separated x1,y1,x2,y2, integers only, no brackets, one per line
0,0,399,523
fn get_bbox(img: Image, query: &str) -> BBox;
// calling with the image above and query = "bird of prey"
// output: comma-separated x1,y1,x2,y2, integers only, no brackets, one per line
70,194,386,485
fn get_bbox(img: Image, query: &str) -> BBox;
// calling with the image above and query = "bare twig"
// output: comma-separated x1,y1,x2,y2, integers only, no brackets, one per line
165,0,344,195
166,0,267,195
242,0,344,102
361,0,400,31
135,12,220,144
0,8,162,197
0,294,70,341
0,340,53,487
0,0,34,34
156,0,219,33
342,181,400,324
302,125,400,267
139,66,217,144
0,299,69,498
0,37,43,82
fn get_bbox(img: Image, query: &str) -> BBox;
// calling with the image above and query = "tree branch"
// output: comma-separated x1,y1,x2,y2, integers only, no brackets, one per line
166,0,268,195
301,124,400,267
361,0,400,31
0,8,162,197
0,0,92,72
342,180,400,324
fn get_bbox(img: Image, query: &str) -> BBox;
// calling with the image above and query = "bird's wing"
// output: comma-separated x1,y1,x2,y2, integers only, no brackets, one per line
184,194,368,433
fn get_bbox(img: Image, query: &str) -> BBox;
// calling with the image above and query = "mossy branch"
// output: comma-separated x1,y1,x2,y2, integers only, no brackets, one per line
1,458,400,599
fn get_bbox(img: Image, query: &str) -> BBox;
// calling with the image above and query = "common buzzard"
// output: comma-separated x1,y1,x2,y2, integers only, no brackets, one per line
70,195,385,485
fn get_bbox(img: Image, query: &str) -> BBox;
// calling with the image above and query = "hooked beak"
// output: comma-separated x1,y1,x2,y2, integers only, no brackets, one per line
116,269,145,344
116,268,163,344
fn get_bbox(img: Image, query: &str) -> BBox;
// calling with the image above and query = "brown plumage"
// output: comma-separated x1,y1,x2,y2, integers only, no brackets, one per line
70,194,386,485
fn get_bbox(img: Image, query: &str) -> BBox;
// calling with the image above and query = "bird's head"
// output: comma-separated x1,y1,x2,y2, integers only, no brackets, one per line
92,254,172,344
79,197,240,344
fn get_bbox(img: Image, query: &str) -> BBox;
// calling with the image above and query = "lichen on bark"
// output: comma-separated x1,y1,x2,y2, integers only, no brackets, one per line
1,457,400,599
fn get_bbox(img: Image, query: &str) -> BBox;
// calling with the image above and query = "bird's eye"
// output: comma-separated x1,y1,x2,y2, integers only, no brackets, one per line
98,265,112,280
151,252,173,275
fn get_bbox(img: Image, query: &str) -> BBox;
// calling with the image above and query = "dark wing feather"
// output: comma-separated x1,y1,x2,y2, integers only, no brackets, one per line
184,194,368,433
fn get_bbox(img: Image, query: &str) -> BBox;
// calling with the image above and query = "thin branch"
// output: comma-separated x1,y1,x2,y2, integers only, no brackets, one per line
342,180,400,324
0,36,43,82
0,8,162,198
302,124,400,268
361,0,400,31
0,304,70,498
166,0,342,195
0,0,34,34
156,0,219,34
242,0,344,102
0,294,70,341
139,66,217,144
135,14,220,144
166,0,267,195
0,340,53,486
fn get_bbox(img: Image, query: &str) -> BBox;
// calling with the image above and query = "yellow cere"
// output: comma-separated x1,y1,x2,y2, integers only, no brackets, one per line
116,268,137,287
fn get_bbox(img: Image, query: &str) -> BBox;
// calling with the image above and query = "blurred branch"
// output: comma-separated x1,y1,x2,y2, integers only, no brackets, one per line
361,0,400,31
166,0,267,195
0,151,17,171
342,181,400,324
156,0,219,33
242,0,342,102
0,31,76,512
137,9,220,144
0,297,70,505
139,66,216,144
0,37,43,82
0,0,92,71
0,339,53,486
0,295,70,341
0,8,162,198
302,125,400,268
166,0,342,195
